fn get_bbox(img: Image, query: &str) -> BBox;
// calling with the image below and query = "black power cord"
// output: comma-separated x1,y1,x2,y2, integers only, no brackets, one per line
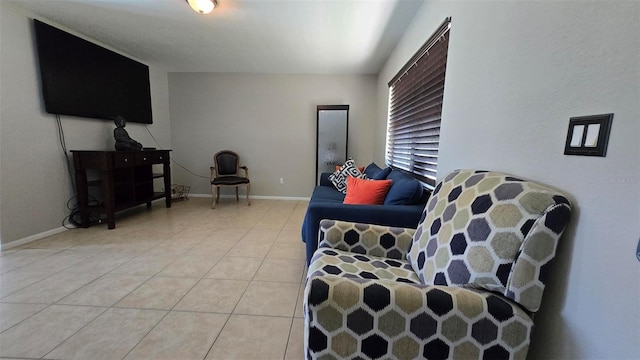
144,125,209,179
56,114,103,228
56,117,209,228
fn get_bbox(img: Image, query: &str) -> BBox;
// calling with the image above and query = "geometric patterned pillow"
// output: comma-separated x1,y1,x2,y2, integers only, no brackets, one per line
407,169,571,312
328,159,367,194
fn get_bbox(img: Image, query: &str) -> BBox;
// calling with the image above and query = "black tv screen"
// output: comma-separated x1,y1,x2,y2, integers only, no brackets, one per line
34,19,153,124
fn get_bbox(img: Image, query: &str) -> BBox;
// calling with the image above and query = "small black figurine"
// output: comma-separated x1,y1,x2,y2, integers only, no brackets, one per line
113,115,142,151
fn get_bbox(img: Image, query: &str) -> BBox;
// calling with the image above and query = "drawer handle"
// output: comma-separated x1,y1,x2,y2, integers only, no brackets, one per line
143,157,147,161
159,157,163,160
124,159,128,162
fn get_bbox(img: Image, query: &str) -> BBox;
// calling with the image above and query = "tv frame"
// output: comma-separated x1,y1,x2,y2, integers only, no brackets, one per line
33,19,153,124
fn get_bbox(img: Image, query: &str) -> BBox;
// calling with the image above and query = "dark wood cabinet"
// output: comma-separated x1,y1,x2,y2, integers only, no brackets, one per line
71,150,171,229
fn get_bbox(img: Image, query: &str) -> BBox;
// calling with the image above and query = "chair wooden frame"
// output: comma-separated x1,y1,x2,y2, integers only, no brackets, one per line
209,150,251,209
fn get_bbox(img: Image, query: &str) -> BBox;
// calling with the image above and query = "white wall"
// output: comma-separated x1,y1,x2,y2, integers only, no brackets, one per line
3,1,638,355
0,3,172,246
168,73,377,198
378,1,639,358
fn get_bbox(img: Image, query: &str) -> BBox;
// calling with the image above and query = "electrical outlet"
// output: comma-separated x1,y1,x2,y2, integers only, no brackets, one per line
280,178,284,184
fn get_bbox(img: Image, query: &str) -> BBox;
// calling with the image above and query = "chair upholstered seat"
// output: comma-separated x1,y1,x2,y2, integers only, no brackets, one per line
305,275,534,360
308,248,421,284
211,176,250,186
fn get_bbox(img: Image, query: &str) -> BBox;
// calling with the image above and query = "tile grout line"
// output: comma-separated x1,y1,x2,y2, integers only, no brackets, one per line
1,199,309,360
17,226,206,359
201,203,277,360
117,227,235,360
40,304,111,359
202,200,299,360
120,217,266,360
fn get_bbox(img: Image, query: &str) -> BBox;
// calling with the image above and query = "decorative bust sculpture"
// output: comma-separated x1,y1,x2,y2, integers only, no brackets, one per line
113,115,142,151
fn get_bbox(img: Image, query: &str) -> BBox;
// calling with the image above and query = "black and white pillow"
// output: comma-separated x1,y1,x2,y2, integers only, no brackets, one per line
329,159,367,194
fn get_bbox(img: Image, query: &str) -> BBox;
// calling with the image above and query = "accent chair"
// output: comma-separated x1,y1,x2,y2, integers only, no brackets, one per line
210,150,251,209
304,169,572,359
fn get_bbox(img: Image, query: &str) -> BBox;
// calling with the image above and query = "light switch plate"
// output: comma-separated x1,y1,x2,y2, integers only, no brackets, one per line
564,113,613,157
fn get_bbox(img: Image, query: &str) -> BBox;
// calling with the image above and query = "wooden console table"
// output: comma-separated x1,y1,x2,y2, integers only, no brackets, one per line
72,150,171,229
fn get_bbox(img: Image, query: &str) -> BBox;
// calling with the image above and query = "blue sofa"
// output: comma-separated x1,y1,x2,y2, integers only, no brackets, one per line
301,164,429,265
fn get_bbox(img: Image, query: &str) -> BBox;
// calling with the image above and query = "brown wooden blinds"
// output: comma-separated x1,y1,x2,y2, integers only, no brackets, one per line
386,17,451,188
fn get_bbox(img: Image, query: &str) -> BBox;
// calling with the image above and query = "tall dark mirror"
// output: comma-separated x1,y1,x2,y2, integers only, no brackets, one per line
316,105,349,185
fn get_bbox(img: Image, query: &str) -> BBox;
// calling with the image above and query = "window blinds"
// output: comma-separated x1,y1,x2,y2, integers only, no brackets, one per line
386,18,451,188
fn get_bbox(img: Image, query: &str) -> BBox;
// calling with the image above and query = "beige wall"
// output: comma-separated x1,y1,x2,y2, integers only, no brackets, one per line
3,2,639,357
0,2,377,245
168,73,377,198
377,1,639,358
0,3,172,246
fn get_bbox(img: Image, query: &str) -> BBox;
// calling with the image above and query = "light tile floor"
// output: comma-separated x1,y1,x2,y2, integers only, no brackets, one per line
0,198,309,360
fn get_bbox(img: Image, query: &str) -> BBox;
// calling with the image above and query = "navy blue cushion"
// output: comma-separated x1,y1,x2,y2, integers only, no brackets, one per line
372,167,392,180
310,185,345,202
383,170,424,205
363,163,383,178
319,173,334,187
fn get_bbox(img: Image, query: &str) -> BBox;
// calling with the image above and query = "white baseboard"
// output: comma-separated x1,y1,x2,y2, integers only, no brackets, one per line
1,196,309,251
189,193,310,201
1,226,72,251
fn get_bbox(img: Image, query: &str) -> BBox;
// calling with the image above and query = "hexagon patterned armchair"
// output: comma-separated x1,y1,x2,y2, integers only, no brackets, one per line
304,169,572,359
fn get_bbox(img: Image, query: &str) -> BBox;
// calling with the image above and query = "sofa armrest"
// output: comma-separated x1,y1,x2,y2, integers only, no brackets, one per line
304,276,534,359
319,172,334,187
318,219,415,260
301,201,425,265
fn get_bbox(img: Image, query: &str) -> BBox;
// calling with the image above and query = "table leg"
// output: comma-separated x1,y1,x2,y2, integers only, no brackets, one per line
101,170,116,229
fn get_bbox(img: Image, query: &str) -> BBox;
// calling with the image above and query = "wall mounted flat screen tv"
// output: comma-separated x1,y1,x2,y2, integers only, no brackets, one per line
34,19,153,124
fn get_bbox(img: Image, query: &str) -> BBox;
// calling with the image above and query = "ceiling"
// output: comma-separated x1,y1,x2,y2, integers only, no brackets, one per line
8,0,424,74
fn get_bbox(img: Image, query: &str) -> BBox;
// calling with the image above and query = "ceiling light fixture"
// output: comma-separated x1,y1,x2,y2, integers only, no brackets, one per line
186,0,217,15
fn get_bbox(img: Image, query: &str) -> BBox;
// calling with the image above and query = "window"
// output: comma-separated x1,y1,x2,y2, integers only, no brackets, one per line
386,17,451,189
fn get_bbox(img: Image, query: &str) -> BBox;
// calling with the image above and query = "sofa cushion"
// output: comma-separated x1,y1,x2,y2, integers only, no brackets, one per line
318,172,334,187
343,177,392,205
308,248,421,284
407,169,571,312
309,185,345,203
362,162,382,178
383,170,424,205
372,167,392,180
329,159,366,194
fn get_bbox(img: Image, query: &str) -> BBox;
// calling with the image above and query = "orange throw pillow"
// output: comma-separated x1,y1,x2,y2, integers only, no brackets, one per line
343,177,392,205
